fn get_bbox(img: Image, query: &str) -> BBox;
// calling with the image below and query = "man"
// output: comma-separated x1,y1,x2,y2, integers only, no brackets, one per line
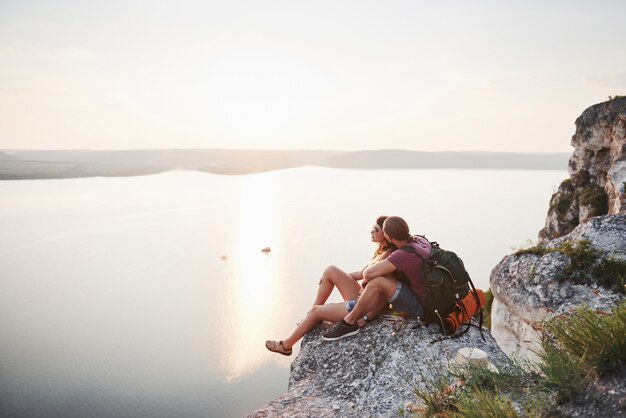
322,216,431,341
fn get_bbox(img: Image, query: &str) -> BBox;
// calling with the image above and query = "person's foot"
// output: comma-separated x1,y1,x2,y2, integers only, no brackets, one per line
265,340,292,356
321,319,359,341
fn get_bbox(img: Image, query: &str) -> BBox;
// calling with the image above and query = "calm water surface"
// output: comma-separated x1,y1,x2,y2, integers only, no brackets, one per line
0,167,566,417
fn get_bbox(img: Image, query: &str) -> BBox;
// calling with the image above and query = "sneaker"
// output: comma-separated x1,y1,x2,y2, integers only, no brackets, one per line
321,319,359,341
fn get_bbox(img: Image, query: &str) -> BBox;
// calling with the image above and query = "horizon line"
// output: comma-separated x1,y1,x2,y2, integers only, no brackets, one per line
2,147,572,155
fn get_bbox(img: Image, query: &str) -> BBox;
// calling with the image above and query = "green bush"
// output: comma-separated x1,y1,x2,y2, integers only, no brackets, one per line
536,337,590,402
545,303,626,375
534,302,626,404
561,240,598,266
594,257,626,294
579,183,608,217
549,179,575,216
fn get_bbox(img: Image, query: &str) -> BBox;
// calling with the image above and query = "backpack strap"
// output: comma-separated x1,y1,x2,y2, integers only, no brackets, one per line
400,244,424,259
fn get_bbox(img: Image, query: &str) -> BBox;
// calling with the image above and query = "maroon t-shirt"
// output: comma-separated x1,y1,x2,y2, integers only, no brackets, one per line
386,236,432,306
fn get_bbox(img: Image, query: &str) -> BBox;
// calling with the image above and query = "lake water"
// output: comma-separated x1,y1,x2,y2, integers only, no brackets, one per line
0,167,566,417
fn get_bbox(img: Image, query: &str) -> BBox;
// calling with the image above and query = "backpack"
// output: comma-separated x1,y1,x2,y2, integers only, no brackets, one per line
399,236,484,338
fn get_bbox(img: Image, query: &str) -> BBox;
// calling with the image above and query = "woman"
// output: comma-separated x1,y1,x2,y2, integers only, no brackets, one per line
265,216,396,355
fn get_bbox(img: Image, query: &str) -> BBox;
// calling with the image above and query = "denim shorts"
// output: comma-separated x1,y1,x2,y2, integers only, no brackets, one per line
344,299,357,312
388,282,424,319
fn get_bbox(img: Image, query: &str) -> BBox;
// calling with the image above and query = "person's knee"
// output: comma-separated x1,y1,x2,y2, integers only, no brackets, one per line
309,304,322,318
323,265,340,275
322,265,342,281
367,277,386,292
368,277,397,298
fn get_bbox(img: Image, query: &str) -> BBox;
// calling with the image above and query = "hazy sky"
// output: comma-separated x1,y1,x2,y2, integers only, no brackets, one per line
1,1,625,152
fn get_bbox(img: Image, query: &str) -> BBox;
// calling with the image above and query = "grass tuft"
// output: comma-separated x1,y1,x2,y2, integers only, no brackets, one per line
535,336,590,402
453,388,520,418
544,303,626,375
453,358,534,394
410,370,456,416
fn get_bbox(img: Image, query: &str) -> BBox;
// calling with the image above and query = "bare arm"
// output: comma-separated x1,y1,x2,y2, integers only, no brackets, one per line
352,248,393,282
362,260,397,286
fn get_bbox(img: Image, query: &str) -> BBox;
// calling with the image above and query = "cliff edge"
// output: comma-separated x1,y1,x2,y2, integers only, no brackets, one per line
249,321,509,417
540,97,626,240
491,214,626,361
491,98,626,361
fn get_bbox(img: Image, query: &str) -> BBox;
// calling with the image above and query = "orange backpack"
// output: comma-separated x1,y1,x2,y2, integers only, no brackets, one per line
442,288,486,335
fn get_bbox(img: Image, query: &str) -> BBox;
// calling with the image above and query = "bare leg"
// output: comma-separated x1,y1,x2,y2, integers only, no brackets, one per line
344,276,399,325
357,299,390,327
279,303,348,350
313,265,361,306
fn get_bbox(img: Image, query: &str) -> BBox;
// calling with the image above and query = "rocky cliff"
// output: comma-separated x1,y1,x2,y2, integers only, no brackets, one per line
492,98,626,361
540,97,626,240
491,214,626,361
249,321,510,417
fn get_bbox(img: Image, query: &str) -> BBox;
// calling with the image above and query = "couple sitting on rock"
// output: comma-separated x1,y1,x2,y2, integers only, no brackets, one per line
266,215,431,356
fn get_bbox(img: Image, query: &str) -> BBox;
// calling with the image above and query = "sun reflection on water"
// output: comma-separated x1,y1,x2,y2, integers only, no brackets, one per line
219,172,281,381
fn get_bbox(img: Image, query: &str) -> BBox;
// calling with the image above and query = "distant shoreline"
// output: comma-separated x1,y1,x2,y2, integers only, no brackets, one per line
0,149,570,180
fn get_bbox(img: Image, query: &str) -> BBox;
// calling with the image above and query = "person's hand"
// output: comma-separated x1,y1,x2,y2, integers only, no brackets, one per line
362,278,369,288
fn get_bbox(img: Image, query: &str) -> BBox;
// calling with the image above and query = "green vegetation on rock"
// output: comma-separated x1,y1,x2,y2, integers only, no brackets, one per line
546,180,609,237
579,183,608,217
543,302,626,376
403,301,626,417
514,240,626,294
549,179,575,217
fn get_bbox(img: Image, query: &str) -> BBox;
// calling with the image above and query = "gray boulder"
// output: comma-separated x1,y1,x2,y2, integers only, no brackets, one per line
249,320,510,417
491,214,626,361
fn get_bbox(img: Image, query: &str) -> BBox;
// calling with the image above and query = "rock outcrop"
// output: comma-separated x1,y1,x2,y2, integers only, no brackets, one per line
249,321,510,417
540,97,626,240
491,214,626,361
491,98,626,361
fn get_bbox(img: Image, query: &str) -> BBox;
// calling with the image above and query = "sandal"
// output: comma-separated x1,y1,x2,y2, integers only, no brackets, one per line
265,340,292,356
